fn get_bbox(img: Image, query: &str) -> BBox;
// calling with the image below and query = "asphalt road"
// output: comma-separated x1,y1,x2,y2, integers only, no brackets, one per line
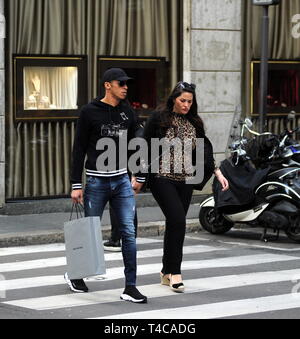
1,228,300,322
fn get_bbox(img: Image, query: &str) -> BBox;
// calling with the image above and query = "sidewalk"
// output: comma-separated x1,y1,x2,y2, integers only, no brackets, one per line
0,194,206,247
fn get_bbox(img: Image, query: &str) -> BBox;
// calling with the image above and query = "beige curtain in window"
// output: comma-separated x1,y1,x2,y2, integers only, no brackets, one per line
24,67,79,110
6,0,180,199
242,0,300,132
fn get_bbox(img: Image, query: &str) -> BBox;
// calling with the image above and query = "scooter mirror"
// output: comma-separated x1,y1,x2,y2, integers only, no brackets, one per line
287,111,296,121
245,118,253,128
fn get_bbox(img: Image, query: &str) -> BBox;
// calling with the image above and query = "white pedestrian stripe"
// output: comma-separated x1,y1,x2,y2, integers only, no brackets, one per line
0,276,65,292
101,244,229,262
0,244,66,257
98,293,300,319
0,254,298,295
0,245,228,273
135,238,163,245
93,254,298,282
0,257,66,273
1,238,300,319
0,238,163,257
4,268,300,311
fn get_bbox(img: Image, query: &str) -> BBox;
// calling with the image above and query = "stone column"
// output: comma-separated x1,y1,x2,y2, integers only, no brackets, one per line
185,0,242,193
0,0,5,208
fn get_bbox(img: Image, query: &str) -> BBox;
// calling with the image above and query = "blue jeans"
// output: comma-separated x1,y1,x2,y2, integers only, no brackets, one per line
84,174,137,286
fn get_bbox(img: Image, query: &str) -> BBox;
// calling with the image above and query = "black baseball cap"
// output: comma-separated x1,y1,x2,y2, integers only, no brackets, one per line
102,68,133,85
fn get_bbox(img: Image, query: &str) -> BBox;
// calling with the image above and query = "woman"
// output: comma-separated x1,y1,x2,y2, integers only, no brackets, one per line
132,81,229,293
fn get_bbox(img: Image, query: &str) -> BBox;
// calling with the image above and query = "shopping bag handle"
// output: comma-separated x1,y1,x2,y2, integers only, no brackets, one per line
70,203,85,221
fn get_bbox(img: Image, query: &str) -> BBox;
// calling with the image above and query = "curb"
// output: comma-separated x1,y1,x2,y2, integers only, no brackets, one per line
0,194,208,216
0,220,201,248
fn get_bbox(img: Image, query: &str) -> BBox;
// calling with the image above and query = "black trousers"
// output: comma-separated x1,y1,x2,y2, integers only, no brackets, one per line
150,177,194,275
109,205,138,241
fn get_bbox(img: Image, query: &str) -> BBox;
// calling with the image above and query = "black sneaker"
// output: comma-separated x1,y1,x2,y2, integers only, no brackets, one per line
103,239,122,252
64,273,89,293
120,286,148,304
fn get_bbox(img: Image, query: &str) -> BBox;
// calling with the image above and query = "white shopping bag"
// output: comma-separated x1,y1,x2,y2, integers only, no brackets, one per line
64,205,106,280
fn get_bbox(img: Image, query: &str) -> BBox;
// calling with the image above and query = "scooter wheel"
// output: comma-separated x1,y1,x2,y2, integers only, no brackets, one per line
199,207,233,235
285,227,300,243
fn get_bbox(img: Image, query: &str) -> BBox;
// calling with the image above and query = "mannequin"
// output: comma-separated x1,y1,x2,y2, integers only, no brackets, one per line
31,75,41,93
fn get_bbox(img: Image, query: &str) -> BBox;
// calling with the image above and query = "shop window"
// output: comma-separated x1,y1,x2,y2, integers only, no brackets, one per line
98,56,169,123
13,55,88,122
251,61,300,116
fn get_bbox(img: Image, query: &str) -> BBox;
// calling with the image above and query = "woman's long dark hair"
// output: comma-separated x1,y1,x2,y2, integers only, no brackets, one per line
159,82,205,135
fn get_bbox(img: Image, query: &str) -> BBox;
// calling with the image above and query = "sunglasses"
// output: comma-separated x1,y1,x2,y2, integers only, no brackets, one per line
177,82,196,91
117,80,128,87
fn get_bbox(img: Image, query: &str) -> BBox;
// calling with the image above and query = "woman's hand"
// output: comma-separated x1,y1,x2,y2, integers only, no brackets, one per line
215,169,229,192
131,177,144,195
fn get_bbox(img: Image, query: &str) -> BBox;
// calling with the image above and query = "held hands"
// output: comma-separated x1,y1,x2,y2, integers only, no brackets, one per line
131,177,144,195
215,169,229,192
71,178,144,203
71,174,227,200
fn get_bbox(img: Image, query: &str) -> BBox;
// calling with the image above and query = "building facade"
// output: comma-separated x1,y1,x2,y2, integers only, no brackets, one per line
1,0,300,208
0,0,5,208
0,0,243,208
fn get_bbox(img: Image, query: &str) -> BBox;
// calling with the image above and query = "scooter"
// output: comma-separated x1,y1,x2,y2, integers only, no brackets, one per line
199,118,300,243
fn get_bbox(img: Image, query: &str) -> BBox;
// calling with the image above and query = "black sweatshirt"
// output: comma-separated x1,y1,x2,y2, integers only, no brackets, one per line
71,97,141,190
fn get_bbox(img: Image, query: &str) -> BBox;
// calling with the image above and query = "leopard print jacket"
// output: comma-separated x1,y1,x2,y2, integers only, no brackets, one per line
157,113,197,181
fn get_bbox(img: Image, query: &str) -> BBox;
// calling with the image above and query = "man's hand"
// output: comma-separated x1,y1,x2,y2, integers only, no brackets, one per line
131,177,144,195
71,189,84,204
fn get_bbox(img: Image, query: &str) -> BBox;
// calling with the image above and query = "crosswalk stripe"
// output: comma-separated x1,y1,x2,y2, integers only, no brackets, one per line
0,244,66,257
1,238,300,319
0,254,295,290
89,254,298,282
0,238,163,257
101,245,228,261
4,268,300,311
0,245,229,291
0,245,227,273
2,253,298,288
98,293,300,319
0,257,65,273
0,276,65,292
135,238,163,245
1,253,298,303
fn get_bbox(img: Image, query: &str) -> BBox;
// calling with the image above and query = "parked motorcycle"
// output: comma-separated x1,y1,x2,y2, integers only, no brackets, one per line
199,115,300,243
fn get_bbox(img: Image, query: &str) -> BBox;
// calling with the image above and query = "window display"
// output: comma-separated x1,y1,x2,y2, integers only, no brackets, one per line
98,56,169,123
251,61,300,116
24,67,78,110
14,55,88,122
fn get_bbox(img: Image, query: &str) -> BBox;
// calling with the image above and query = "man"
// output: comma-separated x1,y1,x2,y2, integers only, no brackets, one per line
65,68,147,304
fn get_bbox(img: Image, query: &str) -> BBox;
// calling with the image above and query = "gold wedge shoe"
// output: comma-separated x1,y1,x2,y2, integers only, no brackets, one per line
170,275,185,293
160,273,170,286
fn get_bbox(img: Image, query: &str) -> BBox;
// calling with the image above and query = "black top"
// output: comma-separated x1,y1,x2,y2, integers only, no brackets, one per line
136,111,215,189
71,97,140,190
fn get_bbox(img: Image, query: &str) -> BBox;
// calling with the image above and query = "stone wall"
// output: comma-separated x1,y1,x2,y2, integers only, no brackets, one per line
184,0,242,192
0,0,5,207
